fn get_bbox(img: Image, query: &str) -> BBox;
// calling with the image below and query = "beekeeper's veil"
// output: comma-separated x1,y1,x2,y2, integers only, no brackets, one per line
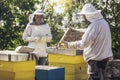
28,10,45,24
77,3,103,22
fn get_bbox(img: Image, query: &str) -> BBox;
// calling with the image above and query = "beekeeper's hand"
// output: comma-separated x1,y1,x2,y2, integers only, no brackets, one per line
23,37,35,42
23,37,41,42
108,56,114,61
40,36,47,42
34,37,41,42
59,40,68,47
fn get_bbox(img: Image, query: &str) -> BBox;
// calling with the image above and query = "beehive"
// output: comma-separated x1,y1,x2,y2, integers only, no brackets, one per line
48,53,84,64
46,47,83,56
35,65,65,80
0,70,35,80
0,50,29,61
66,74,87,80
0,60,35,72
49,63,87,75
47,28,87,80
0,51,36,80
47,48,87,80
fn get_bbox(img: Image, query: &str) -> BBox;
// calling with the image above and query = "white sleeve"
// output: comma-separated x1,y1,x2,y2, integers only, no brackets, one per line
41,24,52,42
22,24,35,42
46,25,52,42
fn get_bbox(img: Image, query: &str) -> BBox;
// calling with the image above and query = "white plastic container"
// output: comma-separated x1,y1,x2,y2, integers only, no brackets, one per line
0,50,28,61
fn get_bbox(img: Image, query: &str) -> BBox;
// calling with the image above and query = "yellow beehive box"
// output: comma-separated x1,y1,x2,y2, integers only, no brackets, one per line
48,53,85,64
0,77,34,80
65,74,88,80
0,60,35,72
49,62,87,75
0,70,35,80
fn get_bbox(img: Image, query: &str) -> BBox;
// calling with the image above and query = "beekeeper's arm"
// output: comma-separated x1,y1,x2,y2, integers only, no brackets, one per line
67,23,97,49
41,24,52,42
22,25,40,42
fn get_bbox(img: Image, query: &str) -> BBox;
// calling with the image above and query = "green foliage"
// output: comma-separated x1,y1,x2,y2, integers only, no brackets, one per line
0,0,36,50
44,4,64,46
0,0,64,49
91,0,120,58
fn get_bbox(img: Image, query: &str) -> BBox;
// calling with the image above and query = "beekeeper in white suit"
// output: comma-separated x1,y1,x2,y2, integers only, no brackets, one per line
22,10,52,65
61,3,113,80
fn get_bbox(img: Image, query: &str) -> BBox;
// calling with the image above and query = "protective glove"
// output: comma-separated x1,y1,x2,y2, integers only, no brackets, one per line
34,37,41,42
59,40,68,48
108,56,114,61
23,37,35,42
46,36,52,42
41,36,47,42
23,37,41,42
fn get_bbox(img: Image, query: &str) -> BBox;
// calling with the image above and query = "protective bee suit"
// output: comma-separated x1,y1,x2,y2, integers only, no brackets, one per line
68,4,113,62
22,10,52,63
65,3,113,80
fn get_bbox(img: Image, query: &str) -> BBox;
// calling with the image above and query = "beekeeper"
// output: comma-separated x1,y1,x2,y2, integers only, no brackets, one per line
61,3,113,80
22,10,52,65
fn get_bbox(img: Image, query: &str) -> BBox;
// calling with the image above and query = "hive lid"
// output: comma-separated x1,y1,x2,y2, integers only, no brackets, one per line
36,65,64,70
46,47,83,56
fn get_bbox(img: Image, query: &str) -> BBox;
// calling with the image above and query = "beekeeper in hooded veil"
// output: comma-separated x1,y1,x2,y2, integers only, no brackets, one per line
22,10,52,65
61,3,113,80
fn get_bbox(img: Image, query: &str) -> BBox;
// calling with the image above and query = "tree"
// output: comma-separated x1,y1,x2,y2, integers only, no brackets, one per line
0,0,37,50
99,0,120,58
0,0,64,49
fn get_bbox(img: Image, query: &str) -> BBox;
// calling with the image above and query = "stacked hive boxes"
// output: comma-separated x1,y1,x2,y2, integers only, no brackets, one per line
35,65,65,80
0,51,35,80
47,28,87,80
47,48,87,80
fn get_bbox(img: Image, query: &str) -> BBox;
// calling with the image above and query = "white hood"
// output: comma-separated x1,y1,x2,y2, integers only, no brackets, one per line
28,10,45,24
77,3,103,23
85,12,103,22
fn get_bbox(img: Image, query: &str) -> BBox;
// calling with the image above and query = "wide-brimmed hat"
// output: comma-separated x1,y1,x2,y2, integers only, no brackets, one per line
77,3,101,15
33,10,45,15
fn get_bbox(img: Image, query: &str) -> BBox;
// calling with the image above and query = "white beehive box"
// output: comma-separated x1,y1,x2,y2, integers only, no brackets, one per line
46,47,83,56
0,50,28,61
